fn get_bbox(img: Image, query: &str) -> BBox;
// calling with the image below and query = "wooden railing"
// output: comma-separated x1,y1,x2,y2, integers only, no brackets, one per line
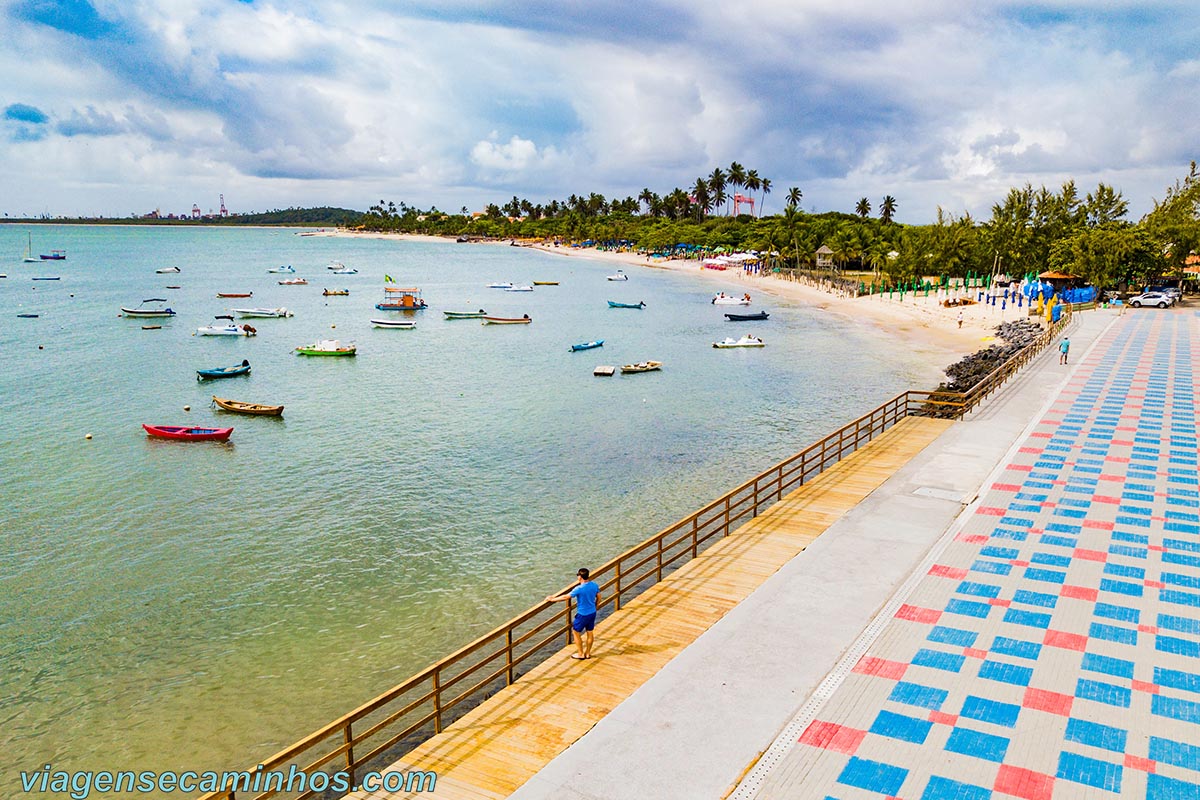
198,311,1074,800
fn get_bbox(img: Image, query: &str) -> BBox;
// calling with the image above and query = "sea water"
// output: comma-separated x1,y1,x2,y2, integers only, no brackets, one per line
0,225,942,784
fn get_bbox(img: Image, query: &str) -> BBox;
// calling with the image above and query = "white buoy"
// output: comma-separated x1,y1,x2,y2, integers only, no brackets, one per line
85,433,93,440
183,405,191,412
331,323,336,329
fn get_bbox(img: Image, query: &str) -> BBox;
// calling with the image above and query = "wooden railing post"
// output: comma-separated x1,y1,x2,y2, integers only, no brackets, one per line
506,629,514,685
432,669,443,733
615,561,623,611
691,517,699,558
343,722,355,788
656,534,664,581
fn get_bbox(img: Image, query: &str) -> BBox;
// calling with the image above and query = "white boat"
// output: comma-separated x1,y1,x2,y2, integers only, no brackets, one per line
487,282,514,289
331,266,358,274
156,266,181,274
607,270,628,281
197,315,257,336
268,265,295,274
121,298,176,318
22,232,38,263
712,293,751,306
371,318,416,329
713,335,765,348
232,307,293,318
326,261,346,270
505,285,534,292
278,278,308,285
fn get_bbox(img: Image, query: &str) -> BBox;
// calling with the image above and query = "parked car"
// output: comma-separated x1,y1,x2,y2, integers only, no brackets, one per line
1146,285,1182,301
1128,292,1174,308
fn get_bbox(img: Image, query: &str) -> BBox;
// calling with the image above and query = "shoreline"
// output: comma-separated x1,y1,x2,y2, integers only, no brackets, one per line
319,229,1036,375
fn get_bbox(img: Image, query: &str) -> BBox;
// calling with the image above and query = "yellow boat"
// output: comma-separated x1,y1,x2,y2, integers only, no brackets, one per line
621,361,662,373
212,396,284,416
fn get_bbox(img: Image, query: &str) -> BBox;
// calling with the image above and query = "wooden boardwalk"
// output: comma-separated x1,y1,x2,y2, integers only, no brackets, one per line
350,416,954,799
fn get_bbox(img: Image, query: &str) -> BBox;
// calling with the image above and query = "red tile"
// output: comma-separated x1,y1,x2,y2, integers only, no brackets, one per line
1132,680,1160,695
988,598,1012,607
1138,624,1159,633
1044,629,1088,651
958,533,989,544
929,564,968,580
1039,502,1056,508
1145,580,1165,589
992,483,1022,492
1075,548,1108,562
1099,475,1125,483
1007,464,1034,472
853,656,908,680
1061,585,1099,602
995,764,1056,800
1124,755,1156,773
1029,432,1053,439
1105,456,1131,463
1116,426,1137,432
1094,495,1121,504
1083,520,1115,530
1018,447,1044,454
1111,439,1135,446
964,647,989,659
928,710,959,726
896,605,942,624
798,720,866,754
1023,687,1074,716
1149,545,1166,552
978,506,1007,516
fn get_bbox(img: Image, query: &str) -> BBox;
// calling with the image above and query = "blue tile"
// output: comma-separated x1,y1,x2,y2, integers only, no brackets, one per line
971,560,1013,576
1082,652,1136,679
1042,535,1078,549
1166,539,1200,554
1168,511,1200,523
889,681,950,710
1056,751,1123,792
946,599,992,619
1095,603,1140,623
1088,622,1138,645
1105,562,1147,579
1157,635,1200,658
1075,679,1132,707
1003,608,1052,629
1168,521,1200,535
1000,516,1035,528
928,626,979,648
1165,553,1200,570
1024,567,1068,584
1046,523,1082,534
1163,591,1200,610
1031,552,1072,567
1159,614,1200,636
1116,515,1152,528
1118,504,1153,517
960,696,1020,728
978,660,1033,687
980,546,1020,559
1055,508,1088,519
870,709,933,744
1151,737,1200,772
1060,497,1092,508
944,727,1010,763
991,636,1042,660
1156,668,1200,695
957,581,1002,599
1147,773,1200,800
1100,579,1144,597
991,528,1028,543
1153,694,1200,724
1013,590,1058,608
1014,493,1047,502
1065,717,1128,752
920,775,992,800
1124,492,1156,502
837,757,908,796
912,649,966,673
1166,574,1200,590
1113,531,1150,544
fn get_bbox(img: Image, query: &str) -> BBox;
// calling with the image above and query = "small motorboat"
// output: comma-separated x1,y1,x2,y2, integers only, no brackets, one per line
165,285,182,289
713,336,765,348
481,315,531,325
443,309,488,319
268,265,295,273
533,281,559,286
725,311,769,321
32,276,60,280
197,360,251,380
326,261,347,270
122,299,176,317
217,292,253,298
322,288,350,296
197,315,257,336
212,396,284,416
570,339,604,352
712,293,752,306
376,287,427,310
371,318,416,329
331,266,358,275
279,278,308,285
17,313,39,318
232,307,292,318
142,424,232,441
486,282,514,289
607,270,629,281
141,325,160,330
41,250,67,261
296,339,356,356
156,266,181,273
505,285,534,292
608,300,645,309
621,361,662,373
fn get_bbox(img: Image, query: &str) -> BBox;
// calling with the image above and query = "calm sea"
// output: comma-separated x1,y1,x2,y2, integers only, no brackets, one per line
0,224,942,786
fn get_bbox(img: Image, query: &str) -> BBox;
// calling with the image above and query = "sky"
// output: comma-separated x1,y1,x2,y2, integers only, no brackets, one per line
2,0,1198,223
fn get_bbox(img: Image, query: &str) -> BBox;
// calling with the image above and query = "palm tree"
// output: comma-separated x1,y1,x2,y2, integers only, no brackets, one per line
744,170,761,216
855,197,872,218
880,195,897,224
708,168,727,214
760,178,772,217
728,162,746,212
691,179,711,222
786,186,802,210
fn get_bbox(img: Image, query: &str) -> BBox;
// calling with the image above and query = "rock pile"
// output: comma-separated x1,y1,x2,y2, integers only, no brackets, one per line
939,319,1045,393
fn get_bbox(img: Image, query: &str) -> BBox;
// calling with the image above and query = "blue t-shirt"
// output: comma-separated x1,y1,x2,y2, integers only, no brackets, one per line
1060,340,1070,352
570,581,599,616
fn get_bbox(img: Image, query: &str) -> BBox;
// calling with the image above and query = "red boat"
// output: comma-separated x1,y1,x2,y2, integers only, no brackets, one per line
142,424,233,441
217,292,253,298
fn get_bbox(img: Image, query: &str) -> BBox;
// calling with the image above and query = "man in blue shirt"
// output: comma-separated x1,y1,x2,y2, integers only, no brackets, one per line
546,568,600,660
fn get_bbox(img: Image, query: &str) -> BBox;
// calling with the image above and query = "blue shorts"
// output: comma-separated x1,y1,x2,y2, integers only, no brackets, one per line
572,612,596,632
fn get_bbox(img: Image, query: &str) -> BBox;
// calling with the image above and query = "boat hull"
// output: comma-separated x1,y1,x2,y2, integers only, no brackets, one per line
122,308,176,317
724,312,769,321
570,340,604,351
481,316,531,324
232,308,292,318
443,311,488,319
212,396,284,416
142,424,232,441
607,301,644,309
197,363,251,380
371,319,416,328
621,361,662,373
217,292,253,298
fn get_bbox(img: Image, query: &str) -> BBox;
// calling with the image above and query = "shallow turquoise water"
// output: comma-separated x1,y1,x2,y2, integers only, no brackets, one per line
0,225,942,783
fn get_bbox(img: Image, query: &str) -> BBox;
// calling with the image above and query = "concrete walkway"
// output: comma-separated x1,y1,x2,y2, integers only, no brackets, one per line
509,309,1118,800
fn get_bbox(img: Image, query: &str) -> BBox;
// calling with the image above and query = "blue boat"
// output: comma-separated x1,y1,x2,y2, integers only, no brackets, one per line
197,360,251,381
607,301,645,309
570,339,604,352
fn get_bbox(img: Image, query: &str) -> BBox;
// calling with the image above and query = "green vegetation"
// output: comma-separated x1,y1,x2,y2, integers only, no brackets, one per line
358,163,1200,291
13,206,362,227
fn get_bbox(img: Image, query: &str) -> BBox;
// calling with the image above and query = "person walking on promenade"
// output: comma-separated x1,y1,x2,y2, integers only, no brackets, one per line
1059,337,1070,364
546,568,600,660
956,309,963,329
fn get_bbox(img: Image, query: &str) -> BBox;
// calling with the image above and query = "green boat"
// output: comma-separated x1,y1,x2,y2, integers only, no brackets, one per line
295,339,356,356
444,309,488,319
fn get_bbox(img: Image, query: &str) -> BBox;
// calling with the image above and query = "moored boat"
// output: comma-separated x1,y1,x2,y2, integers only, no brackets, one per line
322,288,349,296
607,300,645,309
532,281,559,286
231,307,292,318
212,395,284,416
331,266,358,274
371,318,416,329
22,232,38,262
326,261,347,270
375,286,427,310
142,424,233,441
505,285,534,292
570,339,604,352
197,360,251,380
607,270,628,281
712,292,752,306
155,266,180,273
278,278,308,285
443,309,488,319
724,311,769,321
481,315,531,325
486,282,514,289
217,292,253,298
268,264,295,273
621,360,662,373
296,339,356,356
713,335,765,348
197,315,257,336
122,299,176,317
32,276,60,280
41,250,67,261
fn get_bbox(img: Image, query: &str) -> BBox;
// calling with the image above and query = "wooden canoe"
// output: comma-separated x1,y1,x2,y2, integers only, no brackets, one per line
621,361,662,373
532,281,559,285
217,292,253,298
444,310,488,319
212,396,284,416
142,424,232,441
481,316,531,324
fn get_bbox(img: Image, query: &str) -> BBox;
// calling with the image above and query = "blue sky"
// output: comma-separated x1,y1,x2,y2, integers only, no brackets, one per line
1,0,1197,221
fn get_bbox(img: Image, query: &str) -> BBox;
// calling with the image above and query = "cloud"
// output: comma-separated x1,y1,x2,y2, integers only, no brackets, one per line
4,103,48,124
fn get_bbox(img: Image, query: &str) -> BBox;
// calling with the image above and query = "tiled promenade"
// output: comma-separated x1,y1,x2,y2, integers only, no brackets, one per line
748,311,1200,798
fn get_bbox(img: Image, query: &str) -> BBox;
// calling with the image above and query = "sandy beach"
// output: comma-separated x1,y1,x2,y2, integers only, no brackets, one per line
316,229,1063,374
